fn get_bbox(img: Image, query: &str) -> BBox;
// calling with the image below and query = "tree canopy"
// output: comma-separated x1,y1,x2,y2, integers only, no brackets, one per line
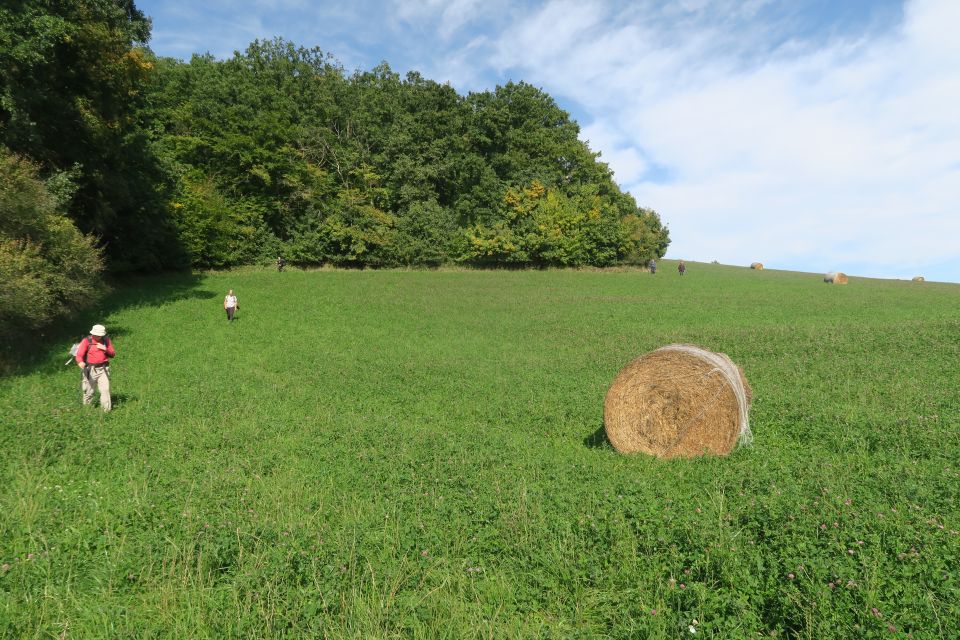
1,2,669,282
0,0,184,271
143,40,669,268
0,147,104,343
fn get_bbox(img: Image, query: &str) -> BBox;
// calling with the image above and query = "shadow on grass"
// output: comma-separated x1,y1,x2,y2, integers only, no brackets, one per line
583,423,613,450
110,392,136,408
2,271,214,378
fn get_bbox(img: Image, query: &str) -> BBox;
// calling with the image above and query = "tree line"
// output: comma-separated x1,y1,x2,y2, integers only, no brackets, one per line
0,1,669,340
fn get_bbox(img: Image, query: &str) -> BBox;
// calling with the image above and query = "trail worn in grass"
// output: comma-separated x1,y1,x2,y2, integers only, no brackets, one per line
2,262,959,638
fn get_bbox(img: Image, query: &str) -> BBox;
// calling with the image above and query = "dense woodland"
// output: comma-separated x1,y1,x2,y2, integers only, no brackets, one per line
0,0,669,340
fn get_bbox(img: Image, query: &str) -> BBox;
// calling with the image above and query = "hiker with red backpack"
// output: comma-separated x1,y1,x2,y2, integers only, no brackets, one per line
75,324,116,412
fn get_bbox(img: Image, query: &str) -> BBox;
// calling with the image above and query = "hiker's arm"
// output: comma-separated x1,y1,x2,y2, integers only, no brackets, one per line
104,340,116,358
75,340,87,368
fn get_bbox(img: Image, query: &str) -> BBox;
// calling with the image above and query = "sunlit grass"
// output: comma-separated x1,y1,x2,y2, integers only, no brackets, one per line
2,262,959,638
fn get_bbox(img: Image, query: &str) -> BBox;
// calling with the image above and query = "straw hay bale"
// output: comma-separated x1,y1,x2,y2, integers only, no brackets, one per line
750,262,764,270
823,272,848,284
912,276,925,282
603,345,752,458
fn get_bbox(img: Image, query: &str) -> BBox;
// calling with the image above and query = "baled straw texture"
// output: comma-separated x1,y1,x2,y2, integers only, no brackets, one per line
824,272,848,284
912,276,925,282
750,262,764,270
603,345,752,458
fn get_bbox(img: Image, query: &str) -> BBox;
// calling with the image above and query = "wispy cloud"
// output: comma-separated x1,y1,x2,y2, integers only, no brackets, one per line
469,0,959,280
392,0,490,40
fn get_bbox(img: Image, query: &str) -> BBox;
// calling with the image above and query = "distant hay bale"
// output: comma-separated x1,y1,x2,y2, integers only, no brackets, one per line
603,345,752,458
750,262,764,270
823,272,848,284
912,276,925,282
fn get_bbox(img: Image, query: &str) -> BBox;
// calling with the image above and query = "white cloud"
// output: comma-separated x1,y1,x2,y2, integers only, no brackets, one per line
477,0,960,280
391,0,494,40
903,0,960,57
580,121,648,185
437,0,487,39
490,0,607,71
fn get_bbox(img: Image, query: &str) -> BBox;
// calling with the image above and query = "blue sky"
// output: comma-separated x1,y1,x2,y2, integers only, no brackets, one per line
138,0,959,282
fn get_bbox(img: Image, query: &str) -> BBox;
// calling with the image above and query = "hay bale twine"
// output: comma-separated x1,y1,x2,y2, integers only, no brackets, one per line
603,345,752,458
823,272,848,284
750,262,764,270
912,276,925,282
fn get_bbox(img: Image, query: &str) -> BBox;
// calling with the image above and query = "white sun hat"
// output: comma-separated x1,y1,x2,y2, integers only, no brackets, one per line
90,324,107,336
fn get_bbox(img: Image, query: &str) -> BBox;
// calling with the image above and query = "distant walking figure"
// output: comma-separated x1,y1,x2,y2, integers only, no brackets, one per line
224,289,238,321
678,260,686,275
648,258,657,274
276,256,286,272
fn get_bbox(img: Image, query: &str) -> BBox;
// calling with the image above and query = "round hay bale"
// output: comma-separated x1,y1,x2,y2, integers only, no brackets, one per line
750,262,764,270
603,345,752,458
823,272,848,284
912,276,925,282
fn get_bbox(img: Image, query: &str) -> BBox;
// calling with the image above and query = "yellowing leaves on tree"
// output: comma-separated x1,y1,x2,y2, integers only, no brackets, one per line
524,180,546,199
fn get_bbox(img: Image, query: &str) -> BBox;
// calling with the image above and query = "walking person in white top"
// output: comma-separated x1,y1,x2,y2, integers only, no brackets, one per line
224,289,238,321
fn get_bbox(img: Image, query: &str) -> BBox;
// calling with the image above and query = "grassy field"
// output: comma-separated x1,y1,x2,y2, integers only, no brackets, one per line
1,262,959,638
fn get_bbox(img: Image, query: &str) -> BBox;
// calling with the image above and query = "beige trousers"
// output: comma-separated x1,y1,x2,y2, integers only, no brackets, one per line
82,365,111,412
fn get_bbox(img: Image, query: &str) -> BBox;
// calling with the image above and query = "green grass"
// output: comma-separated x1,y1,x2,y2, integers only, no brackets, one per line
2,262,959,638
